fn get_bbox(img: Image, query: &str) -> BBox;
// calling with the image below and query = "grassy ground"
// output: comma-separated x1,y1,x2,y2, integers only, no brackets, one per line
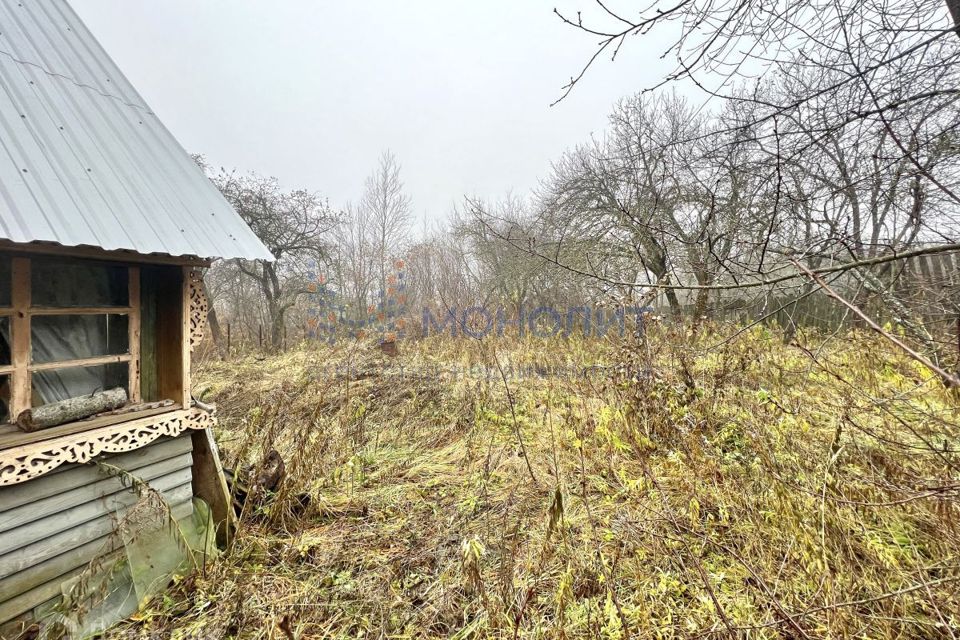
107,326,959,639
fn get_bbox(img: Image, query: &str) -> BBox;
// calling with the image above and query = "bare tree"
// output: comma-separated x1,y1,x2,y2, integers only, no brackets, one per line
360,151,413,302
332,202,376,321
211,171,337,349
465,1,960,342
404,230,478,318
531,93,766,316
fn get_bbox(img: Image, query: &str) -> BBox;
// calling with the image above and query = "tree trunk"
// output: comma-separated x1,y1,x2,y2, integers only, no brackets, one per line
664,287,681,316
693,289,709,318
202,280,226,359
208,305,225,357
692,265,712,320
946,0,960,36
642,241,681,316
271,311,284,350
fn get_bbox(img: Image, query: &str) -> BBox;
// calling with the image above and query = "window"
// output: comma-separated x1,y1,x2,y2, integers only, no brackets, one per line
0,255,141,426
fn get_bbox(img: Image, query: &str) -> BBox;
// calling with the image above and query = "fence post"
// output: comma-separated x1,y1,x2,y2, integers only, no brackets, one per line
258,324,262,349
226,322,231,358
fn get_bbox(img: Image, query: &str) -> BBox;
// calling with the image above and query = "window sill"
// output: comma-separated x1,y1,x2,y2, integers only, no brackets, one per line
0,405,216,487
0,404,178,451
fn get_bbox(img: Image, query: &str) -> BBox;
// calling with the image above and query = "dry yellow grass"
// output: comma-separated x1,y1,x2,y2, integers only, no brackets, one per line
107,326,959,639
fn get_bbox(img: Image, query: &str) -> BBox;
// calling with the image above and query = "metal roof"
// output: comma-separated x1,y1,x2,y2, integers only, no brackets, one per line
0,0,273,261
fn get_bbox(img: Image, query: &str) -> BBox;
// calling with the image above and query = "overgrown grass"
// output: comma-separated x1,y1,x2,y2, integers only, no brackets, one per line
107,325,959,638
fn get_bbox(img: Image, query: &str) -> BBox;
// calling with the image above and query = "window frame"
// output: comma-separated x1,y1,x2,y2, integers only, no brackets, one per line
0,255,141,422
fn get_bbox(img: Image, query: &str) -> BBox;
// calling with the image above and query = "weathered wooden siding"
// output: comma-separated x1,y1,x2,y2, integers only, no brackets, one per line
0,434,195,625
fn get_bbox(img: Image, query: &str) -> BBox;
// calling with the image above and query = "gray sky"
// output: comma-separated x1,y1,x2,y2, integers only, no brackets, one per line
72,1,672,227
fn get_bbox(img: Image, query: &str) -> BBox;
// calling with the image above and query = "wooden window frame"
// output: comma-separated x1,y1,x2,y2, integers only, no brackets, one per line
0,257,215,500
0,256,142,422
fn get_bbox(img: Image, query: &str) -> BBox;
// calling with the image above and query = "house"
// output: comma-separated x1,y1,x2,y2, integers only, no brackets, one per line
0,1,272,635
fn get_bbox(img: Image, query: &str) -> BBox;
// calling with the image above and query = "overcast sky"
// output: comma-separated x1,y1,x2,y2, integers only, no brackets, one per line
71,1,674,227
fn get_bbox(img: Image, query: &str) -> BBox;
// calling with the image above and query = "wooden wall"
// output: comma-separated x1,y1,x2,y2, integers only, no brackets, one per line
140,264,185,404
0,434,196,627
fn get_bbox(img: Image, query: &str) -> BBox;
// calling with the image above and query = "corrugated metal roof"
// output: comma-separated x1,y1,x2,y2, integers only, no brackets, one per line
0,0,273,261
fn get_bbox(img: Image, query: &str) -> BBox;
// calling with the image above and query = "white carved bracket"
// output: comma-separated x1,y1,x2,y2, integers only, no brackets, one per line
188,269,208,352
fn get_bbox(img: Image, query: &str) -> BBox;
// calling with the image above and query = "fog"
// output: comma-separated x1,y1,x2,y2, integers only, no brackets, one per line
71,1,674,226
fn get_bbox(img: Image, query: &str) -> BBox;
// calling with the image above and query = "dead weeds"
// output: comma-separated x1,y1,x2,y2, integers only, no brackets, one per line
106,327,959,639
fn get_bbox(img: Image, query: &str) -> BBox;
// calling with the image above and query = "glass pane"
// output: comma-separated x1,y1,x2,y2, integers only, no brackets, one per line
0,255,10,307
32,362,128,407
31,258,128,307
0,317,9,366
31,315,128,364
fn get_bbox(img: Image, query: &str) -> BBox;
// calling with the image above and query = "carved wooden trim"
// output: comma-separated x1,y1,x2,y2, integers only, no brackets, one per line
188,269,208,352
0,407,216,487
